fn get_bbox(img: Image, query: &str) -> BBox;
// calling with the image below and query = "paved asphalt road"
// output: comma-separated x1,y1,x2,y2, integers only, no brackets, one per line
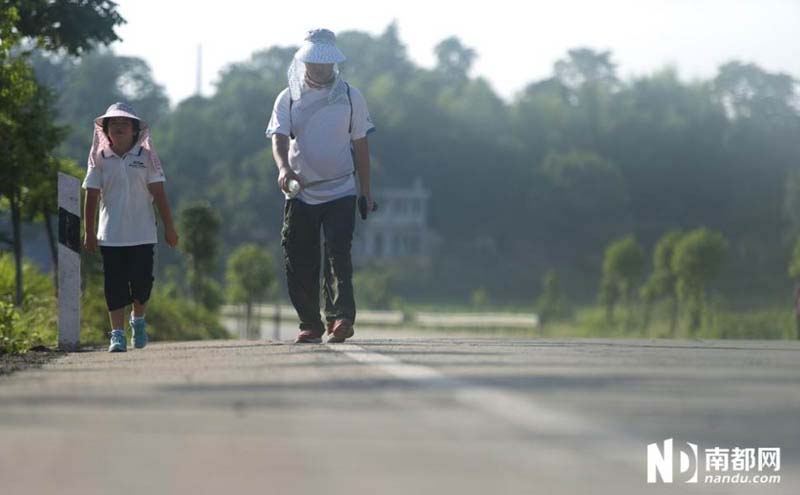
1,323,798,495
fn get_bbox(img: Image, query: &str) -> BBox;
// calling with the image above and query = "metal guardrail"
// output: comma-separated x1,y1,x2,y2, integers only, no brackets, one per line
221,305,538,329
414,312,539,328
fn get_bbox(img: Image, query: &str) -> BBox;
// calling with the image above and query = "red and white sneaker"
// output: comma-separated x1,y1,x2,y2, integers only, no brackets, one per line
294,330,322,344
326,319,354,344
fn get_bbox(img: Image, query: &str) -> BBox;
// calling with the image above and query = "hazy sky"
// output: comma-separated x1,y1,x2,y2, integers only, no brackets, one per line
112,0,799,105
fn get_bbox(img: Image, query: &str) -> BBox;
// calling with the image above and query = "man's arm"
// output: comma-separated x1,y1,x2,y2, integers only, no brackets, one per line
353,137,372,211
83,188,100,253
272,134,301,192
147,182,178,247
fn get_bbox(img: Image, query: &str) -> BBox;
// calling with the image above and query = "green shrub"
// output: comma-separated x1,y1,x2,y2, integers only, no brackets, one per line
536,271,570,325
0,299,26,354
81,285,230,343
0,252,53,304
546,304,794,340
471,287,489,308
146,288,230,341
2,251,229,349
80,282,111,345
354,268,392,309
354,260,433,310
701,308,793,340
187,273,225,312
0,253,56,353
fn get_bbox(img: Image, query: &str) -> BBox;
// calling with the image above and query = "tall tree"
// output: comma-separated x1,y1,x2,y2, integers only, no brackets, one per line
788,237,800,340
0,7,50,305
554,48,620,147
600,235,645,328
641,231,683,335
30,49,169,163
434,36,476,84
23,157,82,290
540,150,631,270
672,228,728,335
226,244,276,339
1,1,124,305
178,202,222,308
713,62,797,121
536,271,568,326
554,48,619,92
339,23,414,86
10,0,125,54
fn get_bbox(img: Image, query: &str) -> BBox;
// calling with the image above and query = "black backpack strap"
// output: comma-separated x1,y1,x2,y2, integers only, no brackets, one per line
288,92,295,140
346,82,353,135
346,83,358,177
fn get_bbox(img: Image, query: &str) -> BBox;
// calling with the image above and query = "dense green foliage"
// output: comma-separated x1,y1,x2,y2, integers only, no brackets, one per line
8,24,799,335
0,251,229,350
0,253,55,353
31,26,800,306
1,6,60,305
1,3,232,352
5,0,125,54
1,1,123,310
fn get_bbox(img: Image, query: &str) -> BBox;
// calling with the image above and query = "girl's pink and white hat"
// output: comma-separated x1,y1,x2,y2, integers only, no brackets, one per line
93,102,149,129
87,102,163,175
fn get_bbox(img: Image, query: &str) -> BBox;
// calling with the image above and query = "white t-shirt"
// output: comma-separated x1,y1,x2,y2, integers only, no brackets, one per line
266,83,375,205
82,144,166,246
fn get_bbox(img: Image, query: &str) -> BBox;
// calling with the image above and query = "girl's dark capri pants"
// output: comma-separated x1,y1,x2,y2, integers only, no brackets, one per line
100,244,155,311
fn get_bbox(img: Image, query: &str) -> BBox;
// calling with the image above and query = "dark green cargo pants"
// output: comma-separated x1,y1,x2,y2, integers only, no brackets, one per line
281,195,356,336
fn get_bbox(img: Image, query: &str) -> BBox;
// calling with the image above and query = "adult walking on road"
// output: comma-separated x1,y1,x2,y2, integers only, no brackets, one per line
266,28,376,344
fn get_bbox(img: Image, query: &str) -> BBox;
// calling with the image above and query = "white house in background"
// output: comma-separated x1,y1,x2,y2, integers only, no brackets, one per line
353,178,439,263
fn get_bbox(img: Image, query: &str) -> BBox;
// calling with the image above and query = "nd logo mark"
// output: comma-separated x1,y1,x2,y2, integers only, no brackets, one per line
647,438,699,483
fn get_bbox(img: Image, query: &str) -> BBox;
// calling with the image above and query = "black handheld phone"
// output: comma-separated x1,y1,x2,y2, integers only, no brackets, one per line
358,196,378,220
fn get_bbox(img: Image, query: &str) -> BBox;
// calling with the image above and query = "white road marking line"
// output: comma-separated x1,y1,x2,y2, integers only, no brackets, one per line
327,343,595,436
327,342,651,476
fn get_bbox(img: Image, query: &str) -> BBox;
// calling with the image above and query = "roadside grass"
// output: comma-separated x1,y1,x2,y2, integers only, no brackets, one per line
1,253,229,355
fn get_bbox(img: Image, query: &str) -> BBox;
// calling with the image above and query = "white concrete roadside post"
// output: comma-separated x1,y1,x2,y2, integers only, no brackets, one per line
57,173,81,350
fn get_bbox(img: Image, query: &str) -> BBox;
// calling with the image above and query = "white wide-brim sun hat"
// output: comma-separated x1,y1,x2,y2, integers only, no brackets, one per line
87,101,163,173
294,28,346,64
93,102,149,129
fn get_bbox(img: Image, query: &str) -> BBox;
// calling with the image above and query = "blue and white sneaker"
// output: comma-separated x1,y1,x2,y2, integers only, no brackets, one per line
130,317,148,349
108,330,127,353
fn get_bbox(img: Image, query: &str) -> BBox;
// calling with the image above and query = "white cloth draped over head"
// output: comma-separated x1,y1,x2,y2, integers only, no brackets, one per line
87,102,164,174
288,28,348,104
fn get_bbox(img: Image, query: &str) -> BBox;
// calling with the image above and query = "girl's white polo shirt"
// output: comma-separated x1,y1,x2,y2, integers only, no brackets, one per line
82,145,166,246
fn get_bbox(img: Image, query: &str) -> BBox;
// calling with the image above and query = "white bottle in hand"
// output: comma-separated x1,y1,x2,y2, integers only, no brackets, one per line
286,179,301,199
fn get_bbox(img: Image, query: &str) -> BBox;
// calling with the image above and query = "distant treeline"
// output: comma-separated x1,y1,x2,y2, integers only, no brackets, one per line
29,24,800,305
